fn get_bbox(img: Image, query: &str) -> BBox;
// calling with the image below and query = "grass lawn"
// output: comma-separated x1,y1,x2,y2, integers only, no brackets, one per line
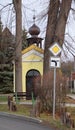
0,104,32,116
0,103,75,130
0,95,75,130
0,95,8,102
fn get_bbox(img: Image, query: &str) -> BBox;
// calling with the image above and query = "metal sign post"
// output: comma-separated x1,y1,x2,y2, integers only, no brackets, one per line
49,42,62,120
52,60,57,120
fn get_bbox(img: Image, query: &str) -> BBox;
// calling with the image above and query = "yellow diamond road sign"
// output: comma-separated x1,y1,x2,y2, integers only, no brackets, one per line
49,42,62,56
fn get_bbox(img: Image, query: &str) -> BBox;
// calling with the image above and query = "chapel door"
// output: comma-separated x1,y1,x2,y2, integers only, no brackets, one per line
26,69,41,99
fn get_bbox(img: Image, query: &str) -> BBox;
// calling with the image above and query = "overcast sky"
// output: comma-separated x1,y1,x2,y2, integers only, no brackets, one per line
0,1,75,37
0,0,49,38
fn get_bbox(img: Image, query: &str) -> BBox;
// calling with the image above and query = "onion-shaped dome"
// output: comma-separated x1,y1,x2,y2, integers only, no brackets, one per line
29,24,40,36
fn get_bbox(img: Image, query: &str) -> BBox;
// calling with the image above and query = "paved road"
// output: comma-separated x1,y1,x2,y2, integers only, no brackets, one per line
0,113,53,130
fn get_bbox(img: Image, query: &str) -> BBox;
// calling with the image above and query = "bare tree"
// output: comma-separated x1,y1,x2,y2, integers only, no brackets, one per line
40,0,73,115
13,0,22,92
44,0,72,73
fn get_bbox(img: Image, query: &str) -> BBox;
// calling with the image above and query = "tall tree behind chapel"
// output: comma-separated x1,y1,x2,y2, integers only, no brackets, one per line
44,0,72,74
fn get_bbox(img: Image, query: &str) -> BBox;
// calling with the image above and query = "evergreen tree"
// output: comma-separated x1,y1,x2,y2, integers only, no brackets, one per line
0,18,13,93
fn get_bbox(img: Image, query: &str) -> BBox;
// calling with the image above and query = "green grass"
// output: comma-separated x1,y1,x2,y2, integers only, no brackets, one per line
0,104,32,116
40,112,75,130
0,95,75,130
0,103,74,130
0,95,8,102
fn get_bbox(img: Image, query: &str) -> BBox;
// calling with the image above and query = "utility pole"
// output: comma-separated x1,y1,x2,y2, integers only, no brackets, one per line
13,0,22,92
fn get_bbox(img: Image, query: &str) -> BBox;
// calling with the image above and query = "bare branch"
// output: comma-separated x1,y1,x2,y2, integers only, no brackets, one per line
65,33,75,43
71,7,75,12
0,3,12,12
64,40,75,56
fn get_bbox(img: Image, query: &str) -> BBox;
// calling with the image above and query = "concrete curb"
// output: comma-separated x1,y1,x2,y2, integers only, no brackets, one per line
0,112,42,124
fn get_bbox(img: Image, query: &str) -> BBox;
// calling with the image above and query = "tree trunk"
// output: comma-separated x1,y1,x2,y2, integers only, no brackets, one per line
44,0,72,74
43,0,60,73
13,0,22,92
55,0,72,45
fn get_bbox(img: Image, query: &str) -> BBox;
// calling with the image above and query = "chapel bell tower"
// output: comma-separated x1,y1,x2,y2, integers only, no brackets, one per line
27,16,43,48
